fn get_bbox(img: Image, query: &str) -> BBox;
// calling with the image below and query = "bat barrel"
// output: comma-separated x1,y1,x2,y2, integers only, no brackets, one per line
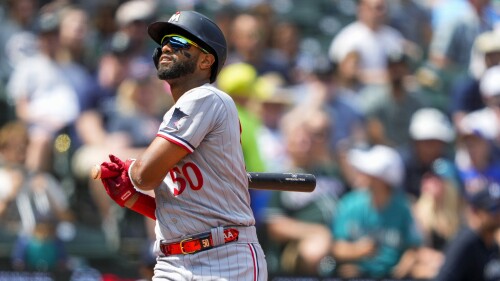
247,172,316,192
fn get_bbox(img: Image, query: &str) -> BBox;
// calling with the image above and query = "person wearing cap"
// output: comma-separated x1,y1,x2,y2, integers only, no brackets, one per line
435,179,500,281
451,30,500,129
455,97,500,191
95,11,268,280
114,0,156,58
331,145,422,279
216,62,266,174
400,107,457,199
456,65,500,150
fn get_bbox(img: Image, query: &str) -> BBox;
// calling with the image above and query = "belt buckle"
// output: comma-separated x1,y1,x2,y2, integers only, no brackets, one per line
180,237,196,254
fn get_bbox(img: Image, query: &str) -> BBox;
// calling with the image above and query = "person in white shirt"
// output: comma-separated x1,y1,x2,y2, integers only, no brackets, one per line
328,0,405,85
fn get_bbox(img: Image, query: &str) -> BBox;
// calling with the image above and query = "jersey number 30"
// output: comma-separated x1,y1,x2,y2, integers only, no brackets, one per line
170,162,204,196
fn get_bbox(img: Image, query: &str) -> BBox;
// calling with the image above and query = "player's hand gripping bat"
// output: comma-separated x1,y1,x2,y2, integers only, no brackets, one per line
91,165,316,192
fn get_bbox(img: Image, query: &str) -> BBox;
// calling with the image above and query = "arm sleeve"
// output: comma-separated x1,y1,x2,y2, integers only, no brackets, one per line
130,193,156,220
157,90,224,152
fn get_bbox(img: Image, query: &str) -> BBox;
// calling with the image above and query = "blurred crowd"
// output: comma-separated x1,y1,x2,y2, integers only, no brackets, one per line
2,0,500,280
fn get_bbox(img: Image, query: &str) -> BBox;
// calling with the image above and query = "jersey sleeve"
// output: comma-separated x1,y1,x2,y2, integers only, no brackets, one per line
157,88,224,153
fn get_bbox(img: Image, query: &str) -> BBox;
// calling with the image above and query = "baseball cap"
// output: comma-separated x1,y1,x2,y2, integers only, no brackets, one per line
35,11,60,34
459,108,499,140
464,178,500,213
474,31,500,54
480,65,500,98
115,0,155,27
348,145,405,187
254,73,293,105
409,108,455,142
217,63,257,98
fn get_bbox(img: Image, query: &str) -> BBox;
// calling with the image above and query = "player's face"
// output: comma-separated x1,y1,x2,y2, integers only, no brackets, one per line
157,52,197,80
157,35,204,80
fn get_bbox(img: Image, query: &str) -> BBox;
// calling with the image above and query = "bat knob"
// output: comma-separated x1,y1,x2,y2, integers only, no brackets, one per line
91,165,101,179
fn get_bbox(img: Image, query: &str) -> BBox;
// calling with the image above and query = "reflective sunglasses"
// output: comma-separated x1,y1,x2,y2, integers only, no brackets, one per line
160,34,209,54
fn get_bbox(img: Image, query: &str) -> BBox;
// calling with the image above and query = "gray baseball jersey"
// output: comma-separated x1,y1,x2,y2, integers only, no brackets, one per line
152,84,267,280
154,84,256,242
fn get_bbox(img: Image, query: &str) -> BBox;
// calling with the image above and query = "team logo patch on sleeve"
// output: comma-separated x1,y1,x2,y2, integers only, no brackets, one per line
167,107,189,130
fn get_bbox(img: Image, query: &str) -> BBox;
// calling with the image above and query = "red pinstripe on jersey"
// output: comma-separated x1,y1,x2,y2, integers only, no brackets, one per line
248,244,258,281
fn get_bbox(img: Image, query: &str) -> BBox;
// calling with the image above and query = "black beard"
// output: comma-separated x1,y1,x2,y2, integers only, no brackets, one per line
157,54,197,80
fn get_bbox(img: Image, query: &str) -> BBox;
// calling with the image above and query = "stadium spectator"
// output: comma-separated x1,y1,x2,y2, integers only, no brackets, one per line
331,145,422,279
334,50,364,104
0,0,38,84
358,52,424,149
11,216,69,273
435,178,500,281
409,158,464,279
328,0,406,85
114,0,156,59
386,0,432,58
429,0,492,73
455,100,500,188
0,121,74,274
400,107,456,199
253,73,293,173
226,12,291,84
268,20,312,85
451,30,500,127
264,105,342,277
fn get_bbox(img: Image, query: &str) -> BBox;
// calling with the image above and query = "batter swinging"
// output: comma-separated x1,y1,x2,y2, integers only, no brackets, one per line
97,11,268,280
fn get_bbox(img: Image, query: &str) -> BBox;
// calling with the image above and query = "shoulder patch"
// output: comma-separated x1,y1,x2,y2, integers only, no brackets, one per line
167,107,189,130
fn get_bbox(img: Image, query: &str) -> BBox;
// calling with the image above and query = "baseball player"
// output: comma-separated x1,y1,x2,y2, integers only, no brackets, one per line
97,11,268,280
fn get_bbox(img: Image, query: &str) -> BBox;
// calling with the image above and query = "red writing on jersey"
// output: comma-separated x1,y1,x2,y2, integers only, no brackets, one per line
170,162,204,196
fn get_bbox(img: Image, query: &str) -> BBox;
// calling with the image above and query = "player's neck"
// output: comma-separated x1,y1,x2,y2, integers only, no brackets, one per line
168,77,210,102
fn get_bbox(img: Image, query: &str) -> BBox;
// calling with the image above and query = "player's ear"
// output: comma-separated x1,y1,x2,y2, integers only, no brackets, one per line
199,53,215,71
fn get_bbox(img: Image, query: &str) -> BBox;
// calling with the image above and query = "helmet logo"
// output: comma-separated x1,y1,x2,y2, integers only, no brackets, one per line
168,12,181,23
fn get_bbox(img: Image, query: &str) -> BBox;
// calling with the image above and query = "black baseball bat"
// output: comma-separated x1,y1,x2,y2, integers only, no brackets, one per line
247,172,316,192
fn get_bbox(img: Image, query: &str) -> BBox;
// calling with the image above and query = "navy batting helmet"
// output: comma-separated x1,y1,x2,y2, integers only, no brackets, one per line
148,11,227,83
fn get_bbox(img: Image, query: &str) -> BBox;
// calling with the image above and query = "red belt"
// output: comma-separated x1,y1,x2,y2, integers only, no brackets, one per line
160,228,239,256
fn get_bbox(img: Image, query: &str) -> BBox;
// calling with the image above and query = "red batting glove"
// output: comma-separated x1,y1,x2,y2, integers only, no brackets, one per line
99,154,136,181
100,155,134,178
99,155,122,179
101,170,136,207
100,155,156,219
99,162,121,179
99,155,136,207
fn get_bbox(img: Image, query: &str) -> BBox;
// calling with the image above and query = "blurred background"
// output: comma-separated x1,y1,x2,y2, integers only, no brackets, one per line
2,0,500,280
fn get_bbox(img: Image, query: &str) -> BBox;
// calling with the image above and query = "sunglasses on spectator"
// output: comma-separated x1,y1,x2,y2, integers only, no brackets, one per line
161,34,209,54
